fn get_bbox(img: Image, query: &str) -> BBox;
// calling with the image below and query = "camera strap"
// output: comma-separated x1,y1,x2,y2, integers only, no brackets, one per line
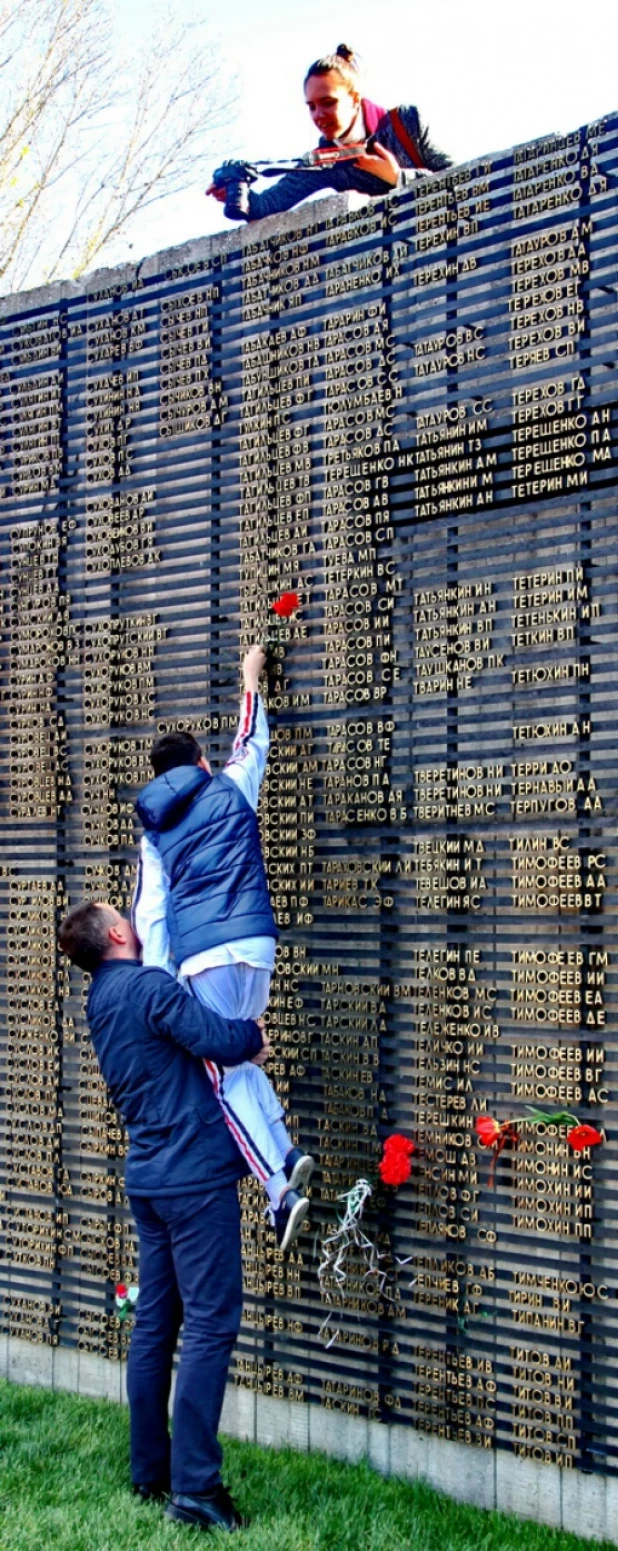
387,108,426,170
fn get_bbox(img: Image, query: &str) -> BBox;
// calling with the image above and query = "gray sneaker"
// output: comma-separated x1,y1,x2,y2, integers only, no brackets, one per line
273,1188,310,1253
284,1147,316,1193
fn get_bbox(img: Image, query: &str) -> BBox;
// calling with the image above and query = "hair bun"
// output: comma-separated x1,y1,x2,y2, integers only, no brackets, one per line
336,43,357,64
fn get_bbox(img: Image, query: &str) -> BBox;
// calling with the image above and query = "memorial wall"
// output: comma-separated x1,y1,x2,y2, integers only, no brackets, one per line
0,111,617,1497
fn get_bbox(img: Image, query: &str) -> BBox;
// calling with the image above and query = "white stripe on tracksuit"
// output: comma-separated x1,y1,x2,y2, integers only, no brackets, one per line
190,962,288,1184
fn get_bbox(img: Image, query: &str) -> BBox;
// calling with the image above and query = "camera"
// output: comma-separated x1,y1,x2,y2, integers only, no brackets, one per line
211,160,259,222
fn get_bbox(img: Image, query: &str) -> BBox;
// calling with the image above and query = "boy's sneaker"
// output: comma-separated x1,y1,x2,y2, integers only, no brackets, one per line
272,1188,310,1253
284,1147,316,1193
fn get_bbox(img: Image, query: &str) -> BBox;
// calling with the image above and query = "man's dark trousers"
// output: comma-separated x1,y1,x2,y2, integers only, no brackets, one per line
127,1183,242,1494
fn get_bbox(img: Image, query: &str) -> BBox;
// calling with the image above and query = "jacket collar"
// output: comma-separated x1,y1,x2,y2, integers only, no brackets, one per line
92,957,141,977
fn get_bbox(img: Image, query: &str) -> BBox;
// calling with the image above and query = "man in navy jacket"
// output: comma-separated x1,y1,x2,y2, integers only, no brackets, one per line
58,899,267,1534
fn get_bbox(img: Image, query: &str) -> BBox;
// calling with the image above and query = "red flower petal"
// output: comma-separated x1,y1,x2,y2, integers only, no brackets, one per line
383,1133,415,1156
475,1116,502,1147
115,1283,128,1298
567,1124,603,1151
271,591,300,618
379,1153,412,1187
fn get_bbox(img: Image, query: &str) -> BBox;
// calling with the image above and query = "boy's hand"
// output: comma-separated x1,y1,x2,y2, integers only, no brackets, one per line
242,643,267,692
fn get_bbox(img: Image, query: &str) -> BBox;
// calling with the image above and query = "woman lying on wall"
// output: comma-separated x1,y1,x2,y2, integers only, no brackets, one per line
207,43,451,223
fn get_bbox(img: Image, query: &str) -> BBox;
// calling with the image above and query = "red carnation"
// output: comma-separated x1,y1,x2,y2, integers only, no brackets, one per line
271,591,300,619
379,1133,415,1187
379,1151,413,1187
475,1115,518,1184
115,1283,128,1299
567,1124,603,1152
383,1133,415,1157
475,1116,502,1147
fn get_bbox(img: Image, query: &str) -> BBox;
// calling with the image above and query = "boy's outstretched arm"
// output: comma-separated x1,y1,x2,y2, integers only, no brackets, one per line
224,643,269,811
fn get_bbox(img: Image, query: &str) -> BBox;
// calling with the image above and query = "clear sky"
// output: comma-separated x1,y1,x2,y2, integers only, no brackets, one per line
114,0,618,265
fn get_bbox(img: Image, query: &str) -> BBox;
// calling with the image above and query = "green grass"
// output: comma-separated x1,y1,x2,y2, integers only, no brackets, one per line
0,1380,614,1551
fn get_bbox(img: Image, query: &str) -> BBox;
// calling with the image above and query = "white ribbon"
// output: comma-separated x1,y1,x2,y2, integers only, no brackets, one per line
316,1179,419,1348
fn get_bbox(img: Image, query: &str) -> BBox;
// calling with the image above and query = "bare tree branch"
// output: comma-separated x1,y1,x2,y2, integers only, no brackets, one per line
0,0,238,292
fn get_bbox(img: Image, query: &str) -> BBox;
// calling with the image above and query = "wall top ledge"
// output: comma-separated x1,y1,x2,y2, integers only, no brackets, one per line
0,115,609,318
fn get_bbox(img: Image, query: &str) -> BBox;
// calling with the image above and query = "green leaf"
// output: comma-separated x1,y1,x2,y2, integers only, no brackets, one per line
525,1107,572,1126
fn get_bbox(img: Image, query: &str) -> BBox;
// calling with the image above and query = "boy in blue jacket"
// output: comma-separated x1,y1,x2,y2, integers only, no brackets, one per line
133,643,314,1253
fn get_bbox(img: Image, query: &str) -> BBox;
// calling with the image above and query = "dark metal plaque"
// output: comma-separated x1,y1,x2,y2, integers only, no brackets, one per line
0,112,617,1475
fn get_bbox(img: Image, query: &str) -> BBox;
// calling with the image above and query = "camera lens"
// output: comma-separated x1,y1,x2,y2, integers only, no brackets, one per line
224,180,250,221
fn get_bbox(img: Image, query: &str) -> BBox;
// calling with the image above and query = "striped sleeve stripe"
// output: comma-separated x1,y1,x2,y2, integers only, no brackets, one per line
231,691,258,755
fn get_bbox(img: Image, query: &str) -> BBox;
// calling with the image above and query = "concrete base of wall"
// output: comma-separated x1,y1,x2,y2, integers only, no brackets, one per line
1,1336,615,1546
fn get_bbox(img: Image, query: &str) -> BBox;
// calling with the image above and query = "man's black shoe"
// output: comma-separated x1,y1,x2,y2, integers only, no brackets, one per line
132,1480,169,1503
165,1483,246,1532
272,1187,310,1253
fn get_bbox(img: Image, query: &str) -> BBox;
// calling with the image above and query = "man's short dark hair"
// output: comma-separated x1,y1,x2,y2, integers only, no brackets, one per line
150,731,202,777
58,902,115,973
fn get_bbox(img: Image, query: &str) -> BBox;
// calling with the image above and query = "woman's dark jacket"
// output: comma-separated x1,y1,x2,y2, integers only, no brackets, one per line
246,99,450,223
